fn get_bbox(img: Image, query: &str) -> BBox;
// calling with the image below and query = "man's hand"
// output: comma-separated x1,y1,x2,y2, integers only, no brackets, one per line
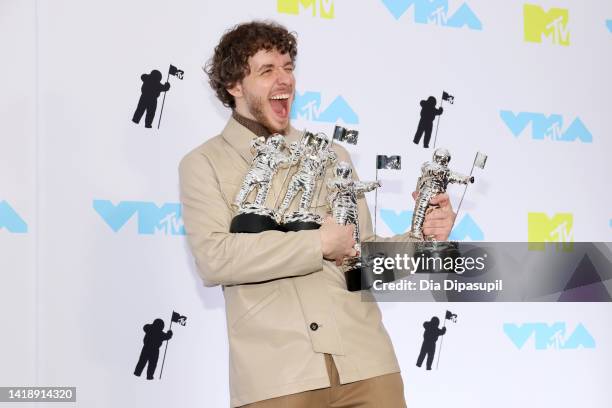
411,191,456,241
320,216,357,266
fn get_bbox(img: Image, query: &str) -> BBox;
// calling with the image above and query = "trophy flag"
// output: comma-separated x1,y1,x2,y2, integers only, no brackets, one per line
376,155,402,170
474,152,488,169
333,125,359,145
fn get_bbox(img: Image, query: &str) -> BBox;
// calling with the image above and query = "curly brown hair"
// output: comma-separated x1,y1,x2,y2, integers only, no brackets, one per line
204,21,298,109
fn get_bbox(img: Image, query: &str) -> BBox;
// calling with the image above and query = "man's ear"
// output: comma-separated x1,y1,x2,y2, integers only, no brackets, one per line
227,81,243,99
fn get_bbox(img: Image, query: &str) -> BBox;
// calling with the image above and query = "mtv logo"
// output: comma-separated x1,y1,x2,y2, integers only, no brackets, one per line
500,111,592,143
379,209,413,234
379,209,483,240
0,201,28,233
93,200,185,236
524,4,569,46
528,212,573,252
504,322,595,350
448,214,484,241
291,91,358,124
278,0,334,19
381,0,482,30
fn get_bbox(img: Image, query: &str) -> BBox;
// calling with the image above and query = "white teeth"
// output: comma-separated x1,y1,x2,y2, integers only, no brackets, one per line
270,94,290,100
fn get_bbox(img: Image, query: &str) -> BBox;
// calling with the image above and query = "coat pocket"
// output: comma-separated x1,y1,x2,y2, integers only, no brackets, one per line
230,285,281,333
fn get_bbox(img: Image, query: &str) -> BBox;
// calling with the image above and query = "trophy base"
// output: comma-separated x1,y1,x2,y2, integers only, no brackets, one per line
345,266,364,292
230,213,284,233
344,253,396,292
283,220,321,231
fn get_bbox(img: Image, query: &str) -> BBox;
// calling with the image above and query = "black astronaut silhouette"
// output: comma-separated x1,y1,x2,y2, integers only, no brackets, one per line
132,70,170,128
416,316,446,370
413,96,443,148
134,318,173,380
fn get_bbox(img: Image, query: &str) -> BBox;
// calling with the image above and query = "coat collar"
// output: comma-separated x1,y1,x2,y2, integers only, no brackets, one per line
231,110,271,138
221,116,304,165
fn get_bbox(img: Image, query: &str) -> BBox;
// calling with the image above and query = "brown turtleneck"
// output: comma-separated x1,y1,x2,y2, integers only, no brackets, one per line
232,110,272,138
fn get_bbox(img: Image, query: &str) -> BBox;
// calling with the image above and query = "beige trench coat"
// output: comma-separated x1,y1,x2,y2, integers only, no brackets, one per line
179,117,415,407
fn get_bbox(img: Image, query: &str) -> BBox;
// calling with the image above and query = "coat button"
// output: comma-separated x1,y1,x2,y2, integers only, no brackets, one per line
309,322,319,331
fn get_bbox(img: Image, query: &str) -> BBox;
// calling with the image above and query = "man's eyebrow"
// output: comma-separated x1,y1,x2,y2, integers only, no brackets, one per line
257,64,275,72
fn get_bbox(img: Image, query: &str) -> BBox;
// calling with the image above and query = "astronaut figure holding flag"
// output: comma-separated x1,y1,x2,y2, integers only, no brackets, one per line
409,148,474,240
131,69,170,128
327,162,381,254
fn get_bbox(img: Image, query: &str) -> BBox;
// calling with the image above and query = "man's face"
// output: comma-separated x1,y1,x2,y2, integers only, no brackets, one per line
229,49,295,134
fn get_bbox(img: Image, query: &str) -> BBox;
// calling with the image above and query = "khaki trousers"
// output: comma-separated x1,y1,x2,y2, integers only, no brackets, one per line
241,354,407,407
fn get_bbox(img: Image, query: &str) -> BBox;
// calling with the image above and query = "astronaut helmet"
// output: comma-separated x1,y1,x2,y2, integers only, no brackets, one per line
433,148,451,166
150,70,162,81
268,134,285,149
315,133,330,150
335,161,352,179
152,318,165,330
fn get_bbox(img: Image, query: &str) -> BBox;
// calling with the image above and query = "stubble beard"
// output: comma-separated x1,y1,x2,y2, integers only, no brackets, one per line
245,93,290,136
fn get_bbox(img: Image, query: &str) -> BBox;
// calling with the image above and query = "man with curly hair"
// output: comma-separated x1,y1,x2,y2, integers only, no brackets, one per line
179,20,456,407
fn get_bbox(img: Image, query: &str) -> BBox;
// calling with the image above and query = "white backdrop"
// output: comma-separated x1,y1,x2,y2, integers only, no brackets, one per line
1,0,611,407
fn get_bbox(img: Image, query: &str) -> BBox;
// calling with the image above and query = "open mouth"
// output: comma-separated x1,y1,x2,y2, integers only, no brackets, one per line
269,93,291,119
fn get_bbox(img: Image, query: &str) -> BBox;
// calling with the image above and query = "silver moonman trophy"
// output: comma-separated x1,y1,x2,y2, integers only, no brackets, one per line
408,147,474,241
279,132,337,231
327,161,381,291
230,134,297,233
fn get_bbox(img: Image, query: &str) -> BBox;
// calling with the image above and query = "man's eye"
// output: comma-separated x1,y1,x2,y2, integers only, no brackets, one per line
261,69,272,75
285,66,294,72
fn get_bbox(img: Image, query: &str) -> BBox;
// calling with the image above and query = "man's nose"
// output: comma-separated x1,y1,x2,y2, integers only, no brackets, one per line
276,67,293,86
